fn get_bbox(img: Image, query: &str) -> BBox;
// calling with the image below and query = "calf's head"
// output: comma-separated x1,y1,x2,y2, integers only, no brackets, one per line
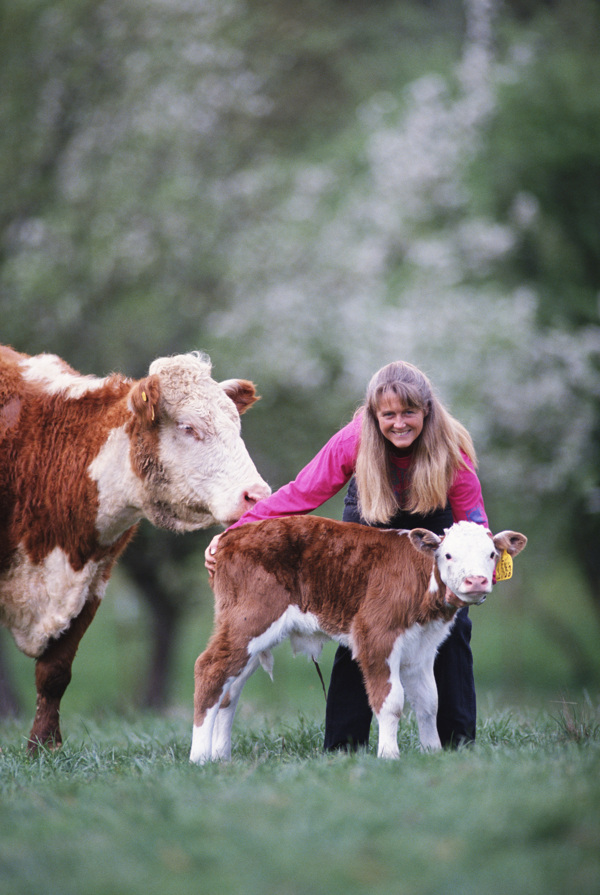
408,521,527,606
128,352,270,531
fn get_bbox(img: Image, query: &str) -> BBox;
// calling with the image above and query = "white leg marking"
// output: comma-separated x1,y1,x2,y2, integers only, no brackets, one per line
400,620,452,752
190,701,222,765
376,635,405,759
402,661,441,752
212,656,261,761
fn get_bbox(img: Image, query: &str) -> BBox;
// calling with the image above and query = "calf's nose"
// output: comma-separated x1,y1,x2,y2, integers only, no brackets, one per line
462,575,489,592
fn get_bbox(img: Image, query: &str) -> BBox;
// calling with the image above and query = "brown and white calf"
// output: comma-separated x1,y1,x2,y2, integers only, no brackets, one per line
0,345,270,750
190,516,527,763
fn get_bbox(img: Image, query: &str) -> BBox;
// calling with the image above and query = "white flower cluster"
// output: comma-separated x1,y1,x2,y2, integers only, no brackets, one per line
210,0,600,505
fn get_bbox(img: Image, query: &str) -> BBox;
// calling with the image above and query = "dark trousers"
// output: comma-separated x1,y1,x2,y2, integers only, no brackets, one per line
323,483,477,751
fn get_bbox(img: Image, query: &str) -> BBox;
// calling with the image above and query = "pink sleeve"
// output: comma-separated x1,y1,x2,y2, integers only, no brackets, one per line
227,416,361,529
448,453,489,528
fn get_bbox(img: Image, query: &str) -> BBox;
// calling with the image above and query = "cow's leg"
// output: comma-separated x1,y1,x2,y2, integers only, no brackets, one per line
211,654,261,761
190,631,251,765
28,595,101,752
402,649,442,752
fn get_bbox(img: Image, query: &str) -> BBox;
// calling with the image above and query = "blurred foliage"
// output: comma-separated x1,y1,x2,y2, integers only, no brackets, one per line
476,0,600,323
1,0,600,707
470,0,600,607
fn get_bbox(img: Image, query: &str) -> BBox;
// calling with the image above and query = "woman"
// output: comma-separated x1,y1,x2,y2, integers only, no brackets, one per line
205,361,488,750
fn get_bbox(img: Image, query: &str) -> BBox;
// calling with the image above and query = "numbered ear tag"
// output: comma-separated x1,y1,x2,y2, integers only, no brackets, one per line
495,549,513,582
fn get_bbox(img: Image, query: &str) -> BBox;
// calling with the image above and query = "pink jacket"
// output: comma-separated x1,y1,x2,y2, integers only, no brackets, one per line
230,414,488,530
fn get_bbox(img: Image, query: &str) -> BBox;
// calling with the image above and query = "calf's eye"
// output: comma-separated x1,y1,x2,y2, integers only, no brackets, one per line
445,553,452,560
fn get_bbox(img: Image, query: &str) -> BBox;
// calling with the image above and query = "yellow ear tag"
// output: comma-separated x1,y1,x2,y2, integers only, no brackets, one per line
141,390,154,421
496,549,513,582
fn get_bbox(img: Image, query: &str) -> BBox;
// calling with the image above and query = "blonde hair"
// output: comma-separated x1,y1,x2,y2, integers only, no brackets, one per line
354,361,477,523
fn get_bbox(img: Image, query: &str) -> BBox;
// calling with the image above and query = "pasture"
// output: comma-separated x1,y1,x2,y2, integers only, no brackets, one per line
2,588,599,895
1,701,599,895
1,541,599,895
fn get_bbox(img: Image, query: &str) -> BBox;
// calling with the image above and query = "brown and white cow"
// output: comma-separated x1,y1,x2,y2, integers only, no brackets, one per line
190,516,527,763
0,345,270,750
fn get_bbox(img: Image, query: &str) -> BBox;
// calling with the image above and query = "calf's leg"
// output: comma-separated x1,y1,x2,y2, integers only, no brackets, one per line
371,650,405,760
190,631,253,765
353,629,405,759
402,658,442,752
211,654,261,761
28,595,100,752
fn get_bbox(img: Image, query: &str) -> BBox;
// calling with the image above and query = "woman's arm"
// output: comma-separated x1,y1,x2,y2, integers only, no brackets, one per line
205,416,361,573
448,454,489,527
227,415,360,528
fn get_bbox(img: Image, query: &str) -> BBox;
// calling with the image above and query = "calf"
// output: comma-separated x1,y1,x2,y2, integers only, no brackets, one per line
190,516,526,763
0,346,270,750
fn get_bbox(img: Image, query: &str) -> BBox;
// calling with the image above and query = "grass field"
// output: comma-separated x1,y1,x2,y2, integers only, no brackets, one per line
1,543,599,895
1,695,599,895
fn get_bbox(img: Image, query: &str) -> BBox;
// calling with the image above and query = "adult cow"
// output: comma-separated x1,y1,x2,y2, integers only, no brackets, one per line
0,345,270,751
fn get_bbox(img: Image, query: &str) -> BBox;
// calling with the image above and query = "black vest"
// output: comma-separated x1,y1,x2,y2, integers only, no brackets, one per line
343,476,453,537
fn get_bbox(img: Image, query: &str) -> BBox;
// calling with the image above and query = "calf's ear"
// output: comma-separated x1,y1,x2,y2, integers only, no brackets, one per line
408,528,441,556
492,530,528,557
220,378,260,415
129,375,161,426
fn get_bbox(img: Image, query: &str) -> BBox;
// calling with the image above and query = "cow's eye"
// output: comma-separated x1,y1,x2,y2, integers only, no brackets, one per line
177,423,201,440
445,553,452,561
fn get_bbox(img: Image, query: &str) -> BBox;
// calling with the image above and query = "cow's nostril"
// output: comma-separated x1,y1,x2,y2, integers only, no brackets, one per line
243,483,271,504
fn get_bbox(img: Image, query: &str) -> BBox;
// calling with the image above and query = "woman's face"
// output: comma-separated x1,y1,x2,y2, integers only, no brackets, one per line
375,393,426,452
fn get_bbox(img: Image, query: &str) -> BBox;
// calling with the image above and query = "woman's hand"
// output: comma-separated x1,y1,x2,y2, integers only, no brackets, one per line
204,532,223,578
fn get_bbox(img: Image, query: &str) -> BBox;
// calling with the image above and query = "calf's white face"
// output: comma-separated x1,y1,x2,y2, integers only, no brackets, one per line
435,522,498,602
409,521,528,606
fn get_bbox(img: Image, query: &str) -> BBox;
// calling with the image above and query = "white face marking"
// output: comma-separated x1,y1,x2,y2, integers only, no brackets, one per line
155,407,266,529
435,521,497,601
138,355,271,530
0,546,108,657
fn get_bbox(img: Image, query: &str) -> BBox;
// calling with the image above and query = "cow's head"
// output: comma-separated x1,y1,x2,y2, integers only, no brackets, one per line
127,352,270,531
408,521,527,607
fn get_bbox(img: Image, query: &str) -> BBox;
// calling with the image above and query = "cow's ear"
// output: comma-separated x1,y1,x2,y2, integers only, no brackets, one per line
129,375,161,426
408,528,441,556
220,378,260,415
492,530,528,557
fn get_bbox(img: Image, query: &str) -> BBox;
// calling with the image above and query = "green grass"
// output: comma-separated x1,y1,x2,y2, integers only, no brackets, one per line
1,548,599,895
1,698,599,895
